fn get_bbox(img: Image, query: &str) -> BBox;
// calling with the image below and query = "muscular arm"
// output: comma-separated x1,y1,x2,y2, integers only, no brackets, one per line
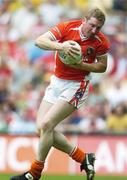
68,54,108,73
35,32,80,57
35,32,63,51
35,32,107,73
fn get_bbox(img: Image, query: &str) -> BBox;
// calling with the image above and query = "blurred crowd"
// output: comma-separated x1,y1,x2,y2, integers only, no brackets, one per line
0,0,127,135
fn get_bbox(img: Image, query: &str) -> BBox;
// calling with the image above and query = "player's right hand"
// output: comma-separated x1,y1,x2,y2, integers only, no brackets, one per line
60,41,81,58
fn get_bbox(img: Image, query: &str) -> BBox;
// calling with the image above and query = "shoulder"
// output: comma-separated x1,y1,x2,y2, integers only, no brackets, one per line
95,32,110,55
66,19,82,26
49,19,82,40
96,32,110,49
61,19,82,29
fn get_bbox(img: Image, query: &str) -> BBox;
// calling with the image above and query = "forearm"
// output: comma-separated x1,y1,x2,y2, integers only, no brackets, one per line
69,62,107,73
35,37,62,51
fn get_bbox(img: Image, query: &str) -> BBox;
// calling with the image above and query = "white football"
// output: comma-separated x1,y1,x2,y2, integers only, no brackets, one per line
58,41,82,65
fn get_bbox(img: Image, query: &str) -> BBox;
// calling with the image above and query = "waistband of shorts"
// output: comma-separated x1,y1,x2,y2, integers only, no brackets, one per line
52,74,92,82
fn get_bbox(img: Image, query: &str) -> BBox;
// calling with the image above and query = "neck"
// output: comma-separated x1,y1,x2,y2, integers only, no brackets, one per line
80,24,88,40
81,25,87,37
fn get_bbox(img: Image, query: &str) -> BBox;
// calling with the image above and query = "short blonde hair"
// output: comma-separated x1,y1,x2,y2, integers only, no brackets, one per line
86,8,106,25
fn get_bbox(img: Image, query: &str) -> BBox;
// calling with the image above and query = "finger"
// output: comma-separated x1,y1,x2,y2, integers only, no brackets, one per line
69,41,77,46
71,46,81,51
68,51,77,58
70,49,81,56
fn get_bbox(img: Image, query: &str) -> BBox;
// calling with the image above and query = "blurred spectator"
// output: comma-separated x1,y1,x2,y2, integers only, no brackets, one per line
104,79,127,107
0,77,9,104
113,44,127,80
0,0,10,22
0,55,12,81
23,13,49,63
78,101,109,134
61,0,83,20
113,0,127,11
88,82,106,105
0,56,12,110
10,59,34,92
8,107,36,134
0,104,8,133
107,103,127,133
38,0,65,26
11,0,37,37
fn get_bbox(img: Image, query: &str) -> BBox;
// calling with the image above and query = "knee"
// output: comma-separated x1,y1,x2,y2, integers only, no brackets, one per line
38,121,54,134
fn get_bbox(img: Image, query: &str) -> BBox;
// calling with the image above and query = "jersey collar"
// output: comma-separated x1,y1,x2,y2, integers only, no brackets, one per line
79,20,88,41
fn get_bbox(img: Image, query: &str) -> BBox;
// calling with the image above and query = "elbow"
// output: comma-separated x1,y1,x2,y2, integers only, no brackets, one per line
103,65,107,72
35,36,46,48
99,68,106,73
99,64,107,73
35,38,40,47
100,67,107,73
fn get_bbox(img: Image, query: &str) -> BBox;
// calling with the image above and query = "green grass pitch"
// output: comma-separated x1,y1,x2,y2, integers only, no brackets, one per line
0,174,127,180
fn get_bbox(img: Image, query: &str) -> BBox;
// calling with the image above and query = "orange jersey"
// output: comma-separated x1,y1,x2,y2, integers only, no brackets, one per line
49,20,110,81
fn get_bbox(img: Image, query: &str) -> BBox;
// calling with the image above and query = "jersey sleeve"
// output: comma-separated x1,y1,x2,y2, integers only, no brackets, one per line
96,35,110,56
49,22,69,41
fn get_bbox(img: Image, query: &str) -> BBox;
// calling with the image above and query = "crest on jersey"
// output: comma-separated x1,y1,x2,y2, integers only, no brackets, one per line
83,46,95,62
86,46,95,55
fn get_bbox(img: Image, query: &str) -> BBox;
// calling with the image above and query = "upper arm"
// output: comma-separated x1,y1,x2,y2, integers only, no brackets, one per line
96,54,107,64
96,54,108,69
36,31,56,41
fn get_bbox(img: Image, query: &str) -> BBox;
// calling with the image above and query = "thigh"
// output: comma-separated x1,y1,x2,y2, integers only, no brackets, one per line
36,100,53,129
38,99,76,130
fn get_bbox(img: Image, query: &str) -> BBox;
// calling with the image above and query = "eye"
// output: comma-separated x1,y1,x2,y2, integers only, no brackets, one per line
89,23,95,28
91,24,101,31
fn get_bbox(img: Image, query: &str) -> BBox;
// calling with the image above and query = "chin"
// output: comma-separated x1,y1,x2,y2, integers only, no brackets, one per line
89,34,95,38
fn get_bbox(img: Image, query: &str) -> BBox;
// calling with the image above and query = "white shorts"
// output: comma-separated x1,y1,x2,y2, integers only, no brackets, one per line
43,75,89,109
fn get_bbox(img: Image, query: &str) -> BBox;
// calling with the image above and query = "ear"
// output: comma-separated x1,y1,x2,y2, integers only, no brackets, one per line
82,18,87,26
83,17,87,23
